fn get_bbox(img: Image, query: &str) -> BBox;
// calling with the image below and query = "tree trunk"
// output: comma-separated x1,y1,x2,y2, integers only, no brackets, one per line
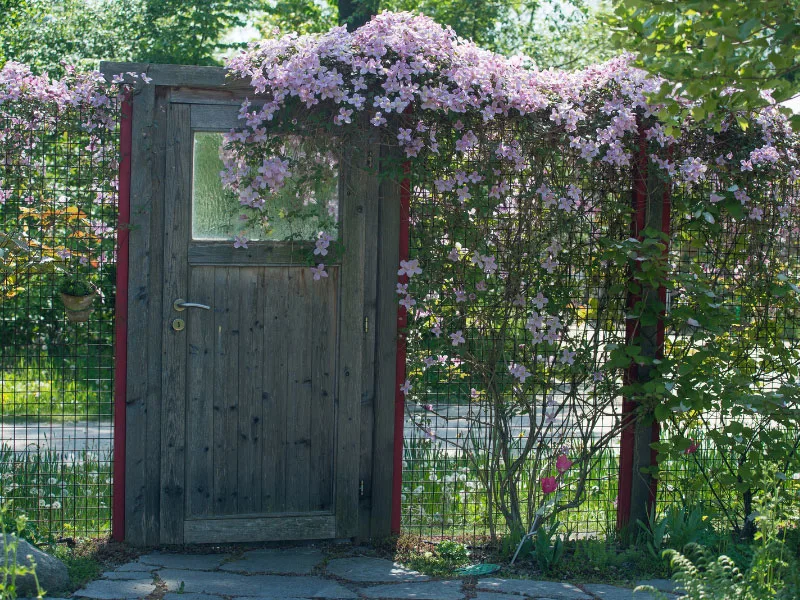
338,0,379,30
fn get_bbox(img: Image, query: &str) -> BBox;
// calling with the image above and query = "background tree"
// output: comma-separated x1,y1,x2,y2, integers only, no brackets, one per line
0,0,252,75
257,0,337,35
257,0,615,68
131,0,252,65
611,0,800,131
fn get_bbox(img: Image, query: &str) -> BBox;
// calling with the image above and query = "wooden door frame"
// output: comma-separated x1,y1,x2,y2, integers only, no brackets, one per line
102,62,400,545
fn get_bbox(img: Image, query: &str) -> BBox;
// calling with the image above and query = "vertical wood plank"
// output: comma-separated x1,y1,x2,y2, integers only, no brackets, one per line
262,268,289,512
237,267,264,514
159,101,191,544
185,266,215,518
213,267,240,515
359,129,381,540
285,268,312,512
125,83,159,546
128,86,170,545
310,268,338,511
143,89,169,545
371,160,402,540
335,118,368,537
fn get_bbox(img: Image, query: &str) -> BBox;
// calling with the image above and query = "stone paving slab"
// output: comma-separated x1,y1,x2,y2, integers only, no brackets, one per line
162,594,224,600
137,552,230,571
221,548,325,575
473,592,548,600
635,580,678,594
73,578,156,599
113,562,156,572
101,570,154,580
158,569,358,598
476,578,591,599
359,580,464,600
583,584,661,600
325,557,429,583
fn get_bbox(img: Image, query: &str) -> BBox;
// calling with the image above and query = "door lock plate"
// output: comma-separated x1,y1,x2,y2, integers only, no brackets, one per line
172,318,185,331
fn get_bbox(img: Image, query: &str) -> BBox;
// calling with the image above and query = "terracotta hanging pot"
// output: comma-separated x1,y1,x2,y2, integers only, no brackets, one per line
60,291,97,323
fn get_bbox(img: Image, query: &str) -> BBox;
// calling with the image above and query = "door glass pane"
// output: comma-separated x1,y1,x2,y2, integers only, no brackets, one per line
192,132,339,241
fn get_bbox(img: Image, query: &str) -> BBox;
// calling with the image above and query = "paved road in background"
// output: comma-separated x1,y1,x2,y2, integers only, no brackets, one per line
0,421,113,458
0,400,621,461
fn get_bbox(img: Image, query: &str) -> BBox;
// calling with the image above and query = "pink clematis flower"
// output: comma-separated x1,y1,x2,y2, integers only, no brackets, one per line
684,440,699,455
310,264,328,280
398,259,422,278
450,330,465,346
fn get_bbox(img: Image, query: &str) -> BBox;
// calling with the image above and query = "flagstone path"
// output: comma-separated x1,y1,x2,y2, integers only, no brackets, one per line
58,547,679,600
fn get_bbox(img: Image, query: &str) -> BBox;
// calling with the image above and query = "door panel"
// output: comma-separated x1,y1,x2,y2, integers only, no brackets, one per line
161,98,366,543
184,265,339,519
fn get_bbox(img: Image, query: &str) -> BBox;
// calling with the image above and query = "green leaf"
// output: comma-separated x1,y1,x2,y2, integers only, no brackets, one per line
735,115,749,131
737,17,760,41
724,197,744,219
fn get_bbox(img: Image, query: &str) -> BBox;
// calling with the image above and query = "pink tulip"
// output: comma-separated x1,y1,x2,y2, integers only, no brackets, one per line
541,477,557,495
556,454,573,474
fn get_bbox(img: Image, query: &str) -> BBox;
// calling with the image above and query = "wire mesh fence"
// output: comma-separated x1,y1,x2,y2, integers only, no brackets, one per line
401,116,631,542
0,95,119,540
657,136,800,535
1,72,797,546
401,117,800,545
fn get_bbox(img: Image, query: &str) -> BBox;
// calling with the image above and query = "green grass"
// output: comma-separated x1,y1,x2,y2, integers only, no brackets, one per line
401,433,619,539
392,533,668,583
401,424,800,544
0,445,112,541
0,353,112,421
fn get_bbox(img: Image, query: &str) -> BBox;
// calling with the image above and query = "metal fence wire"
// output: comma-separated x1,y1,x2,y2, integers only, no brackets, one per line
402,116,800,544
658,131,800,533
0,97,118,540
402,116,631,542
1,84,798,545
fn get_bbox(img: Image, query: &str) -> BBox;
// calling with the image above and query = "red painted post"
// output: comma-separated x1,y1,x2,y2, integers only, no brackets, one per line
617,123,670,531
391,164,411,534
616,125,648,531
112,91,132,542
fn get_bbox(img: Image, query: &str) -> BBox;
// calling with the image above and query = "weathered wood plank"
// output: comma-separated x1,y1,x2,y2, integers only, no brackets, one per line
159,101,192,544
371,156,402,540
191,104,244,131
99,62,235,88
142,88,171,546
285,269,313,512
335,119,368,538
237,267,264,514
171,87,256,105
185,266,216,518
124,82,158,546
358,128,381,540
184,514,335,543
213,267,241,516
309,268,338,511
189,242,328,266
262,268,289,513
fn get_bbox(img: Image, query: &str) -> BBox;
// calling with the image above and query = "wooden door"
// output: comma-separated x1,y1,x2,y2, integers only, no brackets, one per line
158,100,373,544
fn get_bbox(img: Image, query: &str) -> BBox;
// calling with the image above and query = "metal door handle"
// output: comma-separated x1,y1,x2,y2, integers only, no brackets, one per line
173,298,211,311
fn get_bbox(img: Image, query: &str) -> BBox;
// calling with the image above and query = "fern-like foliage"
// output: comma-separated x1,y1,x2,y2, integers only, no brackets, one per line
635,540,799,600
